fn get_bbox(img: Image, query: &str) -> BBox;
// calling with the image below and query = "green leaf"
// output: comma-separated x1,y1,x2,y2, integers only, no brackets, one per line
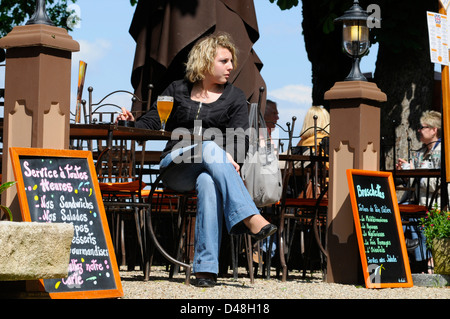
323,14,337,34
0,205,13,221
0,182,16,221
0,181,16,194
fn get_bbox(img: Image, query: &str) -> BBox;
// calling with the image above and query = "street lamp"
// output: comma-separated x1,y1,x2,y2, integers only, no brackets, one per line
26,0,55,26
335,0,369,81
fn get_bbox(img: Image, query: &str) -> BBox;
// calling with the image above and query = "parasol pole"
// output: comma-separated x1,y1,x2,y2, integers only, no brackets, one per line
439,2,450,182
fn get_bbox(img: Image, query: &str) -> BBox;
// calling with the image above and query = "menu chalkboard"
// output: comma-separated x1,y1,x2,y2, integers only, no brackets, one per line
10,148,123,299
346,169,413,288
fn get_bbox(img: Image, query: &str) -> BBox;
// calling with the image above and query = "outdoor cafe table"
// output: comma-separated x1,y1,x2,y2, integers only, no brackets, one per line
390,168,441,179
387,168,446,219
70,123,175,281
69,122,171,147
278,153,329,165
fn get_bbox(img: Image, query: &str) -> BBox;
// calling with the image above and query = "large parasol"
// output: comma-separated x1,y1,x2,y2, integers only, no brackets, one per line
128,0,267,115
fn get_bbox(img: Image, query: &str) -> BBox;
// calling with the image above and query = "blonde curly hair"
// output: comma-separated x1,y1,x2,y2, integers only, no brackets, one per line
185,33,238,83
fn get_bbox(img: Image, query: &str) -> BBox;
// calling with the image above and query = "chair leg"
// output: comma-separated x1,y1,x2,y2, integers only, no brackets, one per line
145,202,192,285
279,218,288,282
120,218,126,267
171,209,188,277
133,207,145,270
313,209,328,277
143,209,152,282
244,234,254,284
302,223,313,279
286,219,297,265
257,241,263,276
107,209,118,264
143,240,154,282
230,235,239,279
112,212,123,267
264,235,275,279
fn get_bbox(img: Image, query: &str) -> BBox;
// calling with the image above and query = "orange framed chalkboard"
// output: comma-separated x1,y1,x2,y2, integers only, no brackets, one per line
10,147,123,299
346,169,413,288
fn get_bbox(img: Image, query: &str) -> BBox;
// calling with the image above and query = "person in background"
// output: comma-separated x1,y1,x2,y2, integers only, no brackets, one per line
397,110,442,205
297,105,330,152
278,105,330,170
116,33,277,287
295,105,330,199
264,99,279,136
396,110,444,207
396,110,446,273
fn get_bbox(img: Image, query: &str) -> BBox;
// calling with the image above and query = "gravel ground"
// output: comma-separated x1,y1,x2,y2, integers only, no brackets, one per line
119,266,450,300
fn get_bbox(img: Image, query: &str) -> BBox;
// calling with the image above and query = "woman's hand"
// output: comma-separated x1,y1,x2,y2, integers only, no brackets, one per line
115,107,135,122
396,158,407,170
226,152,240,173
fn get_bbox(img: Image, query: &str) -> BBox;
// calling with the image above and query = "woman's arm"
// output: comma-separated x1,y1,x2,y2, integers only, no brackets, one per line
116,82,178,131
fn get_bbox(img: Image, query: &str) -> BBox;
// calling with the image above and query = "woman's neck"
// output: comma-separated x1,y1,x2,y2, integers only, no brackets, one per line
191,81,224,103
426,138,439,152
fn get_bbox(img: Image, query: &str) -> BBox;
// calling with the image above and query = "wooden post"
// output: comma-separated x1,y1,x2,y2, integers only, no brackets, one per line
324,81,387,284
0,24,79,220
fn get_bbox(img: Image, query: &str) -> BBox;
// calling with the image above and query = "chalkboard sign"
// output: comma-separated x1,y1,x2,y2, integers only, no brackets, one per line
10,148,123,299
346,169,413,288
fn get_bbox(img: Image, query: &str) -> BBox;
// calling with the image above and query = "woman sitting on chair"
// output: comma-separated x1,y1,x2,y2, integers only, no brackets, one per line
396,110,443,206
116,33,277,287
396,110,446,273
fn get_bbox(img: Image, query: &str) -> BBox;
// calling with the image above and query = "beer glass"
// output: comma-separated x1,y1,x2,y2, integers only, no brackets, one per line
157,96,174,131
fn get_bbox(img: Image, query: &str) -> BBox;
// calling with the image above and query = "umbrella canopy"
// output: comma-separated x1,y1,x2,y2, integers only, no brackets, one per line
128,0,266,115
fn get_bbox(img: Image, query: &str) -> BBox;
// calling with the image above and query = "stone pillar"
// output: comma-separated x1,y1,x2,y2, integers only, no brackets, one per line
0,24,79,220
324,81,387,284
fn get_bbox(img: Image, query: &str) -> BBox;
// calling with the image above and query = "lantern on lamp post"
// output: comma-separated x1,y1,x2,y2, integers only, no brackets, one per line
335,0,370,81
26,0,54,26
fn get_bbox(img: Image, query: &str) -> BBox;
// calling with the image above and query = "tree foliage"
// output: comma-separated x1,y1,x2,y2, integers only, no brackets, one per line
0,0,75,37
269,0,299,10
0,0,138,38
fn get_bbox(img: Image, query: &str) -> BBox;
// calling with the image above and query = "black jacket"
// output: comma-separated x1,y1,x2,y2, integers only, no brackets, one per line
135,79,250,165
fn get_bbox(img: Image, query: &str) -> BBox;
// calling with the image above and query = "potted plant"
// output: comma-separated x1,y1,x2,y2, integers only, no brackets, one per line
0,181,16,221
420,206,450,275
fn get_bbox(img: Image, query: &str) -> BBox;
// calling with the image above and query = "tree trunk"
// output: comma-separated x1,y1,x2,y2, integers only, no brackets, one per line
373,0,438,169
301,0,352,108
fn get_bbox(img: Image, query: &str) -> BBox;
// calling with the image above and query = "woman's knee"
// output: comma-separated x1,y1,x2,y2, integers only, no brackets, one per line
196,171,215,192
202,141,227,164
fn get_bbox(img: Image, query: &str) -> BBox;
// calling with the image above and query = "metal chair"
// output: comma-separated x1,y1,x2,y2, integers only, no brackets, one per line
144,168,197,283
277,116,329,281
95,137,149,272
86,85,153,124
144,160,256,285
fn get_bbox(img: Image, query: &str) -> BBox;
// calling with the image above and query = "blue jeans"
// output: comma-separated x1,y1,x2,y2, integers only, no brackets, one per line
403,220,431,262
159,141,260,274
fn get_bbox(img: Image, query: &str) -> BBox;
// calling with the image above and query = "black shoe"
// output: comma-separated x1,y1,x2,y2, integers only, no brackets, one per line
248,224,277,241
195,278,216,288
406,238,419,251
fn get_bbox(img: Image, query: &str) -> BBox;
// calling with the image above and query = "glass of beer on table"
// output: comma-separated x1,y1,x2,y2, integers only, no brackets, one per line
157,96,174,131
